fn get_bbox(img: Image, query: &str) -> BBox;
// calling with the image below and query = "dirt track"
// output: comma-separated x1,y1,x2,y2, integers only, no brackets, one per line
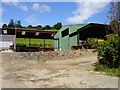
1,51,118,88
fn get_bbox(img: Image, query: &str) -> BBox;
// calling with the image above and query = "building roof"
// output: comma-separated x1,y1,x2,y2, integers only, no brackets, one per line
1,28,57,39
54,23,107,38
61,23,89,34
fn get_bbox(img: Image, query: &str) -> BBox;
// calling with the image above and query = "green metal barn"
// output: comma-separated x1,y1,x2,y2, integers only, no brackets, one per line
54,23,107,51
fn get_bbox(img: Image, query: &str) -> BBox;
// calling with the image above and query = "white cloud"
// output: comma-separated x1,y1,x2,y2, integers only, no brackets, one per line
32,3,39,9
32,3,51,13
19,4,28,11
2,0,19,2
2,0,19,6
2,0,29,11
66,1,109,23
25,14,41,25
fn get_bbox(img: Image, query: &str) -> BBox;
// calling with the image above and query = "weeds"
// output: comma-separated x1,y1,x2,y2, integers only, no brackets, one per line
94,64,120,77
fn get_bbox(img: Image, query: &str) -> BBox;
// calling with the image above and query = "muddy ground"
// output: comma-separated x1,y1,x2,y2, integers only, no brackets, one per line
1,50,119,88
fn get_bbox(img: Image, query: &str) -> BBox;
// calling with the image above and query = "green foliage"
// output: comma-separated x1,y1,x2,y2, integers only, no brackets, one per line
15,21,22,28
53,22,62,30
8,19,14,28
98,34,120,68
87,38,99,49
37,25,42,30
28,25,33,28
87,38,105,49
2,24,7,28
94,64,120,77
2,19,62,31
42,25,51,30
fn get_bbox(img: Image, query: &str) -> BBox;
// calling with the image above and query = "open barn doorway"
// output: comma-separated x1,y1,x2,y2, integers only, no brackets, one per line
15,29,56,52
72,23,107,50
78,23,107,41
16,38,54,52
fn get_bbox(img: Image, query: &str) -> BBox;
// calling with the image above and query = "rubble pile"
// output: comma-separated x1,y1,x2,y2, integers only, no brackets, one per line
3,49,95,61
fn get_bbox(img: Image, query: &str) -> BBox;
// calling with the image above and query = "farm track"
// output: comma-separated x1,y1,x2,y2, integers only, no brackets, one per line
1,51,119,88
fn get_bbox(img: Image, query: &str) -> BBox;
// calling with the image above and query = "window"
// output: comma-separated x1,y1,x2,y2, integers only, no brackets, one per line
22,31,26,35
61,28,69,37
3,30,7,34
35,32,39,36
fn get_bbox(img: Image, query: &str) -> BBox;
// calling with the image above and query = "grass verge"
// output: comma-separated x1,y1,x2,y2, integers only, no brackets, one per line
94,64,120,77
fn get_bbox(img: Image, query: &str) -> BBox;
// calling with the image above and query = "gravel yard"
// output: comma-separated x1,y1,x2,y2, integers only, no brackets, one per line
1,50,119,88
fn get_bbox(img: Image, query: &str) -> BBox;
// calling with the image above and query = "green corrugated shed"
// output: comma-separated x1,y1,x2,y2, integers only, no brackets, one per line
54,23,88,51
54,23,107,51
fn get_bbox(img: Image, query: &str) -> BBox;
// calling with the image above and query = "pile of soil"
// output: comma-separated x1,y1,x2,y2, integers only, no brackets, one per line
2,49,96,61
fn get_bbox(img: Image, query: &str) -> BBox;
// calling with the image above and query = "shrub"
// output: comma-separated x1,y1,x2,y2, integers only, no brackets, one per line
98,34,120,68
87,38,98,49
87,38,104,49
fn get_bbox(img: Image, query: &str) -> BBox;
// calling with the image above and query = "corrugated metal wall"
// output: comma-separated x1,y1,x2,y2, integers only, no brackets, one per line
54,24,88,51
61,36,70,51
0,35,15,50
69,35,77,49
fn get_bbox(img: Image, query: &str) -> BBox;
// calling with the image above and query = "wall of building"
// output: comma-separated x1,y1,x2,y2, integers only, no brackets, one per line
54,24,87,51
54,26,69,51
0,35,16,50
69,35,78,49
61,36,70,51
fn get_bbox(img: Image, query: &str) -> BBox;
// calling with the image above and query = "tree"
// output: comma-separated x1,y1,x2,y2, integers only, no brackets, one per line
2,24,7,28
8,19,14,28
42,25,51,30
37,25,42,28
107,1,120,35
53,22,62,30
37,25,42,30
16,21,22,28
109,20,119,34
28,25,32,28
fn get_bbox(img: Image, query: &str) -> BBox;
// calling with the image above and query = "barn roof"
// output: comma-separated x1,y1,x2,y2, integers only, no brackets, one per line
1,28,57,39
60,23,89,34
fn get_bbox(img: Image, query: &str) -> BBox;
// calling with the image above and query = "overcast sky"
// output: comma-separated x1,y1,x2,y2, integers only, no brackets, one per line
0,0,110,27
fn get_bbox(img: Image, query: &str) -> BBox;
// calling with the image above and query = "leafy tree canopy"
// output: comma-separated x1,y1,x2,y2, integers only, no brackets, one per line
53,22,62,30
15,21,22,28
2,24,7,28
28,25,33,28
8,19,14,28
42,25,51,30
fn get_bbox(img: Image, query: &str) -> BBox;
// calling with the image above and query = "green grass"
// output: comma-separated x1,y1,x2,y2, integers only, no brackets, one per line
94,64,120,77
16,38,54,47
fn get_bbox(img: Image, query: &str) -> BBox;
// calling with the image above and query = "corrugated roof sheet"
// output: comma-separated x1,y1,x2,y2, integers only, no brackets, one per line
60,23,89,34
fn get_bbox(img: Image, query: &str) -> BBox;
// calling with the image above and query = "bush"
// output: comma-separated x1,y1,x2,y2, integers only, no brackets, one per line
87,38,98,49
98,34,120,68
87,38,104,49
